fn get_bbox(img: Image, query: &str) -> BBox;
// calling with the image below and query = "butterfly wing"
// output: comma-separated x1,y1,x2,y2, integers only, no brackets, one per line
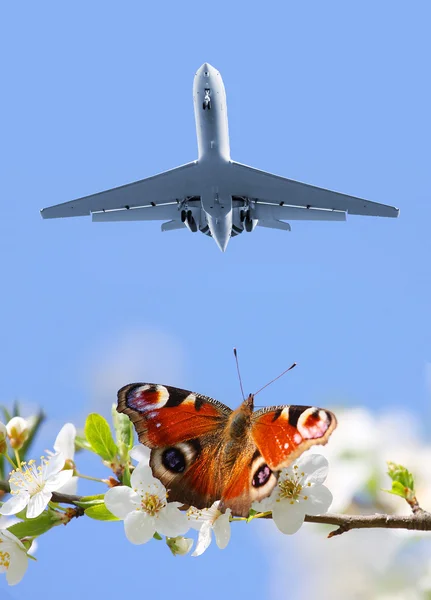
117,383,232,508
251,404,337,471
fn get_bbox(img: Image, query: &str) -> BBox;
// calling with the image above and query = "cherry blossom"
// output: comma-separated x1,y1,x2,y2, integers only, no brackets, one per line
0,453,74,519
187,501,231,556
252,454,332,535
104,461,188,544
0,529,29,585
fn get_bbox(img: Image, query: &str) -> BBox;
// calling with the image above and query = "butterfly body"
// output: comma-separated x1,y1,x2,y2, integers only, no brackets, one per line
118,383,336,517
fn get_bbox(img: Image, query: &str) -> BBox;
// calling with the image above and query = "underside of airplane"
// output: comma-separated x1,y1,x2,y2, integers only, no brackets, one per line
41,63,399,252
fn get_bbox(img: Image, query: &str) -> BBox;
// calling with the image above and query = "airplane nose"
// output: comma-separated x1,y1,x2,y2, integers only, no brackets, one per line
200,62,213,76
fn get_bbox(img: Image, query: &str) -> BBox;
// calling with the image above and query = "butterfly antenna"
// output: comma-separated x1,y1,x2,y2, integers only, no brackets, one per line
254,362,297,397
233,348,246,401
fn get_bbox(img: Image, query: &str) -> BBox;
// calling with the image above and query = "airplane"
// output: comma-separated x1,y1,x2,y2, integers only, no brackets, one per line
40,63,399,252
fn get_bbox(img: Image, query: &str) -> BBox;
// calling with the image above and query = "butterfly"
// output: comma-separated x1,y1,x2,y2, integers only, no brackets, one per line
117,383,337,517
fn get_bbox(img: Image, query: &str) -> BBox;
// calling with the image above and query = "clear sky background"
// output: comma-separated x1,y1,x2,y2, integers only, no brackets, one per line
1,1,430,599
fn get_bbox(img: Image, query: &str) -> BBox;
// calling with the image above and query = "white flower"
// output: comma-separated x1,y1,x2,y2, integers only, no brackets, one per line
0,422,7,454
0,529,29,585
253,454,332,535
166,536,194,556
104,461,189,544
187,501,231,556
52,423,78,495
129,444,150,465
6,417,29,450
0,453,74,519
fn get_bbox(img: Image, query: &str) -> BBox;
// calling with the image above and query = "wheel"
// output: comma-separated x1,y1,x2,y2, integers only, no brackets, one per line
240,210,245,222
187,210,192,221
202,102,206,110
181,209,187,223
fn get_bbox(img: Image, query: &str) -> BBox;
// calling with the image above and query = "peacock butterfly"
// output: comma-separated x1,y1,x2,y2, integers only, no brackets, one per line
117,383,337,517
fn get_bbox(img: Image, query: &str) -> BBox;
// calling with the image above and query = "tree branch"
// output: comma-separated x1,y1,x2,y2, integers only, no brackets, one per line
1,479,430,537
304,511,431,537
0,480,81,506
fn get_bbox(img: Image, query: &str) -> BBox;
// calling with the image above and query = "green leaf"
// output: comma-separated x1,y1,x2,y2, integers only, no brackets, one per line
85,414,118,462
121,461,131,487
112,405,134,459
153,532,162,541
1,406,12,424
7,512,60,538
84,502,119,521
74,494,105,509
74,435,94,453
384,481,408,499
20,409,46,458
387,462,415,491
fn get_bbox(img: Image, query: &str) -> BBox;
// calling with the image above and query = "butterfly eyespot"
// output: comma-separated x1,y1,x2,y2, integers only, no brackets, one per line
162,448,186,473
252,463,272,488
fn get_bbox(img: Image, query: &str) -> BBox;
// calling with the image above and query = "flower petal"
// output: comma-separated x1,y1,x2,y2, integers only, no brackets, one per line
251,495,274,513
187,501,221,529
272,499,306,535
124,511,155,544
42,452,65,479
192,522,213,556
304,485,333,515
26,489,52,518
44,469,74,492
5,547,28,586
0,493,30,516
213,510,231,549
299,454,329,485
104,486,140,519
0,529,26,550
130,444,150,465
53,423,76,461
130,463,166,498
156,504,189,537
55,475,78,495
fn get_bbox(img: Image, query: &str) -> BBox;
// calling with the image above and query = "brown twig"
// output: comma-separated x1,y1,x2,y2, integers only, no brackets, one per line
0,480,81,506
304,511,431,537
1,479,430,537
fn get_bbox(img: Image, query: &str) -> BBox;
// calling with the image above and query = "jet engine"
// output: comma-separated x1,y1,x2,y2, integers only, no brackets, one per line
240,209,258,232
181,209,198,233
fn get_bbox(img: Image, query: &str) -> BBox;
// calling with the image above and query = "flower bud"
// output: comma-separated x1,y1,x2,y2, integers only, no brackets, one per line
166,536,194,556
6,417,30,450
0,422,7,454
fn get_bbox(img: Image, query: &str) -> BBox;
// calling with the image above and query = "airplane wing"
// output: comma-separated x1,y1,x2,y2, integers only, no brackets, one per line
229,161,399,218
252,203,346,221
92,204,181,222
40,161,198,219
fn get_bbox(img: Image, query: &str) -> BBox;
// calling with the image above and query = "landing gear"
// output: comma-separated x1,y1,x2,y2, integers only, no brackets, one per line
203,88,211,110
245,216,253,232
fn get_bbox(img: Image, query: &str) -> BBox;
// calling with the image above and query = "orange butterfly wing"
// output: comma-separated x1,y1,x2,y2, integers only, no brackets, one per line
251,404,337,470
118,383,230,447
117,383,231,508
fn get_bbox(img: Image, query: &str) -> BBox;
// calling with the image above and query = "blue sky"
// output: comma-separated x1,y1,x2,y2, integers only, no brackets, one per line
1,1,430,598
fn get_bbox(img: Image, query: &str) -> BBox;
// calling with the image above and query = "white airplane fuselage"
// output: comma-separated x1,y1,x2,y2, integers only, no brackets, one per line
193,63,233,251
40,63,399,249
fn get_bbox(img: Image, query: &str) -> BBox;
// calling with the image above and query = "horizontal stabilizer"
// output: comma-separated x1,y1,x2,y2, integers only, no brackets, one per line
161,220,186,232
257,220,291,231
253,203,345,221
92,204,179,222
